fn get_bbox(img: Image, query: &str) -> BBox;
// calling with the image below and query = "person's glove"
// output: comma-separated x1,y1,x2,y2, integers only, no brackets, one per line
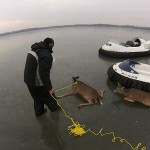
49,89,55,94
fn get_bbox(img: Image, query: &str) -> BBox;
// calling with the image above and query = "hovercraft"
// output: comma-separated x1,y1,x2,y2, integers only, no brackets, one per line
107,59,150,92
99,37,150,58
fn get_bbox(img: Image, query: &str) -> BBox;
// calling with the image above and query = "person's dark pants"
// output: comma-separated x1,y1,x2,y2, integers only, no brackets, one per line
27,85,59,116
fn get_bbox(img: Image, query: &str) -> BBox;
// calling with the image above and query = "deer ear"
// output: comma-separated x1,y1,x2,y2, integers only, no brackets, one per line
118,82,121,86
98,90,105,94
122,87,125,90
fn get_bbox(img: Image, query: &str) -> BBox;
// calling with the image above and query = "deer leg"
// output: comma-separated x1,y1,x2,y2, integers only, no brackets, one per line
124,97,134,102
142,101,150,107
78,102,95,108
78,98,95,108
56,91,75,99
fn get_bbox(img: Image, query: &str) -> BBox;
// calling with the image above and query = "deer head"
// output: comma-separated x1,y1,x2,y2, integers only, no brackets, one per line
98,90,105,99
114,82,125,93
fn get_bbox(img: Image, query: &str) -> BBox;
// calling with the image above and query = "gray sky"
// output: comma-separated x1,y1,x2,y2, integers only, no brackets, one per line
0,0,150,33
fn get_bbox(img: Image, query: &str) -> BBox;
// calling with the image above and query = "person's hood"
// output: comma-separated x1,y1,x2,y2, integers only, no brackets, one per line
31,42,53,53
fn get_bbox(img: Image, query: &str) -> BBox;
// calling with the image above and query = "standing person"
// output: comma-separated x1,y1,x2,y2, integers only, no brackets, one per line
24,37,59,117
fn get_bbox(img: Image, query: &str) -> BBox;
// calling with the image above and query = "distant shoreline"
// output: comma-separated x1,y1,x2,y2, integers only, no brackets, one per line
0,24,150,37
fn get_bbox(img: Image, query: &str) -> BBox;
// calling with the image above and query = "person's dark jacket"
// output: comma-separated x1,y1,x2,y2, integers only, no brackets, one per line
24,41,53,91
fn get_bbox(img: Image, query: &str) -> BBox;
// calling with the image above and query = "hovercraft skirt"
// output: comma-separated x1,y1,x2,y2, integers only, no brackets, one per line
99,48,150,58
107,65,150,92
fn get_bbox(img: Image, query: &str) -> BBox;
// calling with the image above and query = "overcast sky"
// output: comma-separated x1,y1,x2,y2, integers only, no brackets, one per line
0,0,150,33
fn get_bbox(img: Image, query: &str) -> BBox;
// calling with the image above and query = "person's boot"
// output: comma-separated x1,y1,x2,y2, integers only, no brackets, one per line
34,104,47,117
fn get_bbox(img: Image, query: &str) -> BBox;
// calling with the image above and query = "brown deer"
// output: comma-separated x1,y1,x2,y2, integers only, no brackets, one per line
114,82,150,106
57,76,105,108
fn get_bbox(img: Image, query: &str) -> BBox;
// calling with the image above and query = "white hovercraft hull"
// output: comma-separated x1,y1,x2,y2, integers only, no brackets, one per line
99,37,150,58
107,59,150,92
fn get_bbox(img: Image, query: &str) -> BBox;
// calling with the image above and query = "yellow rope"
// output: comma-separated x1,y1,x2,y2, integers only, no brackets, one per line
55,82,77,92
51,83,147,150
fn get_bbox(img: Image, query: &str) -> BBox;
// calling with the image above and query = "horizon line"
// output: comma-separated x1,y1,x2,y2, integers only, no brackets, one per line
0,23,150,37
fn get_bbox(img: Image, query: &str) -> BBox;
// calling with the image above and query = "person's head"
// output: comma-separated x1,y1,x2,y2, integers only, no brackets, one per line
43,37,54,49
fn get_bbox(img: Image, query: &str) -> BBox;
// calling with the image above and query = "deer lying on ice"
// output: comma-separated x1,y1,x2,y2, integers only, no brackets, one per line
114,82,150,107
57,76,105,108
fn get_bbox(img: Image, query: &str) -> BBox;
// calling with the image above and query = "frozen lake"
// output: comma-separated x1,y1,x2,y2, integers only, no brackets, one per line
0,26,150,150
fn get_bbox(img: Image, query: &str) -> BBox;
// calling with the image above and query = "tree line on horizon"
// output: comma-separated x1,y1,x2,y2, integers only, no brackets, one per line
0,24,150,37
